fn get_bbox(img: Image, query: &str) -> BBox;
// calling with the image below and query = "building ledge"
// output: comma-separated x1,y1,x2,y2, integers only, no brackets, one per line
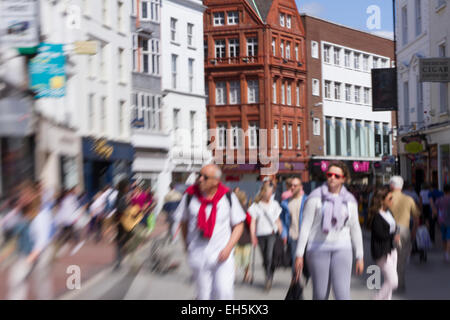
132,130,171,150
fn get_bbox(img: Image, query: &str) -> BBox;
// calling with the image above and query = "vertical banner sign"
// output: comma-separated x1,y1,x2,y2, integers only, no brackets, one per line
29,43,66,98
0,0,39,48
372,68,398,111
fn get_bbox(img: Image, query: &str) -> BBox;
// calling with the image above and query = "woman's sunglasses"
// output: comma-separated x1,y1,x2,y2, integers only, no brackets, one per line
326,172,344,179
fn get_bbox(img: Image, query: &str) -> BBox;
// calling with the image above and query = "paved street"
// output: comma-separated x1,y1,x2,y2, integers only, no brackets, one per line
0,215,169,300
59,225,450,300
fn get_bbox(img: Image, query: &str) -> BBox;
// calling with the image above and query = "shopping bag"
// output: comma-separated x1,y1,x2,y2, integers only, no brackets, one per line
416,225,432,250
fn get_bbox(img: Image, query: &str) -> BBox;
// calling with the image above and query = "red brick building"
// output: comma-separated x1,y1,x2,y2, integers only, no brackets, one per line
204,0,308,184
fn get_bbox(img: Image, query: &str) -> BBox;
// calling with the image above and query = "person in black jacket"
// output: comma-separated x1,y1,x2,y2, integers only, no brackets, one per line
113,179,131,270
369,186,401,300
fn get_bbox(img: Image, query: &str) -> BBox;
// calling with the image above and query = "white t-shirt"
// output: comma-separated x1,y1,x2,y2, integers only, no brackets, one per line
90,191,109,217
248,200,282,237
173,192,246,268
55,194,80,227
30,208,53,253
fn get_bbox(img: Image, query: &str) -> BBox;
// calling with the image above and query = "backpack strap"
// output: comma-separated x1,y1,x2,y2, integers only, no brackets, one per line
226,191,232,207
186,193,193,207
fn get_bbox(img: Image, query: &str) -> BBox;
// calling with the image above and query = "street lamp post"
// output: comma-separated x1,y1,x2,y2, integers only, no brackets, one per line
392,0,401,176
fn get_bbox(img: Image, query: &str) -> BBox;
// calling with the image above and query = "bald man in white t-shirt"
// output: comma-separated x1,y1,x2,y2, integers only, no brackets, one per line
173,164,246,300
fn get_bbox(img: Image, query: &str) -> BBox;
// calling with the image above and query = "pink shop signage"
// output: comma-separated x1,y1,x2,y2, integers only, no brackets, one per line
352,161,370,173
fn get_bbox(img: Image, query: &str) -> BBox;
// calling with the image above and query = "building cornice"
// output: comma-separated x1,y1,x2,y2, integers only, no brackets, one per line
301,14,394,41
162,89,207,99
166,0,207,12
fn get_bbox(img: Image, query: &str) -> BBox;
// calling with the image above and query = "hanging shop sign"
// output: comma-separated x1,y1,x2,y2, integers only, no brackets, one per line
405,141,424,154
29,43,66,98
372,68,398,111
73,41,98,55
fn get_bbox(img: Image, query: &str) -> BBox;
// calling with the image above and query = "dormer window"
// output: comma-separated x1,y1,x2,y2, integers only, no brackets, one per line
280,13,285,27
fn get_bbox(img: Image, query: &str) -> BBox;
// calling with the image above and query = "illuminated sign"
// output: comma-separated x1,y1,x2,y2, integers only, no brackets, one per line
353,161,370,173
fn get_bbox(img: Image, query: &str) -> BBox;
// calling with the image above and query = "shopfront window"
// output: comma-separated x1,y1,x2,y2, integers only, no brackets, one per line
326,117,333,156
355,121,362,157
335,118,343,156
375,123,382,156
346,120,352,156
383,123,391,155
61,156,78,190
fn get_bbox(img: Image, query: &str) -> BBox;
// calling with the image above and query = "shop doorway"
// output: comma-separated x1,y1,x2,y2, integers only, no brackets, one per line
415,168,425,194
92,161,111,193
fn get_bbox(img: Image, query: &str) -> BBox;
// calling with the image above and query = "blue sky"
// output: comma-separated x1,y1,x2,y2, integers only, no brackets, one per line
295,0,394,39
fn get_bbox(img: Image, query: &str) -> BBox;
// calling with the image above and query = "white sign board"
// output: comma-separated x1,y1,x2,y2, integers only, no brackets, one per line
0,0,39,48
419,58,450,82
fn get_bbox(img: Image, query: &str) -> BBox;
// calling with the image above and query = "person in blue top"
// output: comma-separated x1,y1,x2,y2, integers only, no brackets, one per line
280,176,309,280
429,182,444,243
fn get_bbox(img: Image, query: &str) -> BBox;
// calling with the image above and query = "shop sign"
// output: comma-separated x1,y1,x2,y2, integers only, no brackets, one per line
221,164,258,171
29,43,66,98
0,0,39,48
92,139,114,159
419,58,450,82
405,141,424,154
320,161,329,172
73,41,97,55
382,155,396,164
279,162,305,171
372,68,398,111
353,161,370,173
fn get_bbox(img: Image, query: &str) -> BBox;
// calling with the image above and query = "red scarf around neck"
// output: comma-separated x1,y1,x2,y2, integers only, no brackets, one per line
185,182,230,239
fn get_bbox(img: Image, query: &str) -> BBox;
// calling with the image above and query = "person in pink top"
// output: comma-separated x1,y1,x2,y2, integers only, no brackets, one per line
131,185,148,209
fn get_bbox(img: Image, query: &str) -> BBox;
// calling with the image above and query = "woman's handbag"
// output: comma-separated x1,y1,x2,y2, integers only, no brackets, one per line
272,233,292,269
258,203,292,269
285,279,304,300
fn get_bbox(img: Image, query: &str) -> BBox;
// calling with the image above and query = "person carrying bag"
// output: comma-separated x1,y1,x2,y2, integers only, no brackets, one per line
249,182,283,291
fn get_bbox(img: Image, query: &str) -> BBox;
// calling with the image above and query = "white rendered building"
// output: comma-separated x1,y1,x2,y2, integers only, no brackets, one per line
36,0,132,197
424,0,450,188
320,41,394,184
158,0,209,205
129,0,169,200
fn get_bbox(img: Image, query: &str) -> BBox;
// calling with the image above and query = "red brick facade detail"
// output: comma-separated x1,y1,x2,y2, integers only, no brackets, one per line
204,0,308,181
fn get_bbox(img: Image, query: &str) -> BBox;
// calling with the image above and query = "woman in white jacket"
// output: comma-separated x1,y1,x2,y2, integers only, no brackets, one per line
294,161,364,300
